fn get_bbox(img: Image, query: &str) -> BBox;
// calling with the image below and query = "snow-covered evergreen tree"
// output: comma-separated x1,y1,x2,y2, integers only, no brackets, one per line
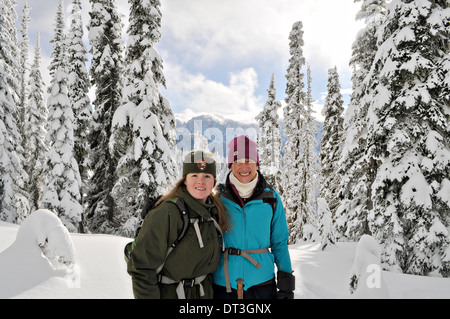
40,0,83,233
320,67,344,215
23,34,48,212
304,65,320,217
146,0,177,184
1,0,19,97
67,0,92,214
256,74,283,191
0,0,29,223
85,0,124,233
366,0,450,276
283,21,306,243
283,21,318,243
109,0,177,236
0,75,24,223
317,198,336,251
18,2,31,138
142,0,176,151
335,0,386,241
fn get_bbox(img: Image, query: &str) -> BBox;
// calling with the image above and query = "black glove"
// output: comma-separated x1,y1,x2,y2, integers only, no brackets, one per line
276,271,295,299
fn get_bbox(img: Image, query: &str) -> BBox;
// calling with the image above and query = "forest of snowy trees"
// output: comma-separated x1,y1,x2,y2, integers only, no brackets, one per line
1,0,449,278
1,0,177,236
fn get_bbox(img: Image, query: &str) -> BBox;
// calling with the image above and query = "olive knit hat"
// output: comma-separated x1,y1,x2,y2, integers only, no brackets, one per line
183,151,216,178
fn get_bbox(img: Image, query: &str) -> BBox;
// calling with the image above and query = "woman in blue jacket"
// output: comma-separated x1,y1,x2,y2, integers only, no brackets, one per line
213,135,295,299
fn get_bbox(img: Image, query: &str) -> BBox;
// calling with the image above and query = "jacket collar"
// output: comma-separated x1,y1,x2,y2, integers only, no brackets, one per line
179,188,215,219
222,170,268,206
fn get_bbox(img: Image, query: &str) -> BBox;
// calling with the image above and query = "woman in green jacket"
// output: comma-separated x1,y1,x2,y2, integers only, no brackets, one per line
127,151,228,299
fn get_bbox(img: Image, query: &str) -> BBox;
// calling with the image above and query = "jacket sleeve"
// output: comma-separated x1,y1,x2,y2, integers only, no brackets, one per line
270,191,293,274
127,204,174,299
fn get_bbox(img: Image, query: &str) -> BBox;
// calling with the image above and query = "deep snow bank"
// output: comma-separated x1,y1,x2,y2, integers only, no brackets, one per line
0,210,77,298
290,239,450,299
1,211,450,299
0,210,133,299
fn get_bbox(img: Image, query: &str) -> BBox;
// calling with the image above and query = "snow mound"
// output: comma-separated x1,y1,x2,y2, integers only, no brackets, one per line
0,209,77,298
346,235,389,298
17,209,75,265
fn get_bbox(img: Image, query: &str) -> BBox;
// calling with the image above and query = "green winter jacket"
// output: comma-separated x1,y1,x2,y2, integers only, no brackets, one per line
127,189,221,299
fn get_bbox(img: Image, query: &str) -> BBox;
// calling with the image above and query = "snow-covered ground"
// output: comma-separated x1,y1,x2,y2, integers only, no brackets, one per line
1,210,449,299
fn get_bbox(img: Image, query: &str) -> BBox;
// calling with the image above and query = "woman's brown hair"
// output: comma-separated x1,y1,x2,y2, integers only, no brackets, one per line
155,177,229,232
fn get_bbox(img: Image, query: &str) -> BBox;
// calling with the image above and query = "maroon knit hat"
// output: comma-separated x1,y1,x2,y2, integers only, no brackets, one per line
227,135,260,168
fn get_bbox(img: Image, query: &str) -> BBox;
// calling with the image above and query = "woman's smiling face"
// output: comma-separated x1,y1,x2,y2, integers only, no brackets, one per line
230,159,258,184
184,172,215,202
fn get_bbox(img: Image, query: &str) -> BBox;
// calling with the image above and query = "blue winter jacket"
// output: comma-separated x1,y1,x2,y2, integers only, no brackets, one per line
213,172,292,291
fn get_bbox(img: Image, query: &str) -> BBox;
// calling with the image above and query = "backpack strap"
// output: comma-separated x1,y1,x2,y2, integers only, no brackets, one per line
191,219,204,248
167,198,190,247
155,198,189,274
159,274,208,299
263,195,277,226
190,216,224,249
260,185,277,211
223,247,270,293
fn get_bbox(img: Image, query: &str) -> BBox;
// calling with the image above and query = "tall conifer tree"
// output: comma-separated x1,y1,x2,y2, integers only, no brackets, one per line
85,0,124,233
256,74,282,190
18,2,31,140
1,0,19,96
110,0,177,236
40,0,83,232
24,34,48,212
67,0,92,215
304,65,320,223
320,67,344,215
366,0,450,276
335,0,386,240
283,21,306,243
283,22,318,243
0,0,29,223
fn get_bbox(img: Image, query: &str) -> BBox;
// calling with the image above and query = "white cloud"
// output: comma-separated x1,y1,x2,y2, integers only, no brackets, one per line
161,0,363,71
301,2,364,72
164,64,265,123
161,0,285,67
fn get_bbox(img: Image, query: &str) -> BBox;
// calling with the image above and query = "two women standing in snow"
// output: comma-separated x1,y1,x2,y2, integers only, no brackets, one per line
127,136,294,299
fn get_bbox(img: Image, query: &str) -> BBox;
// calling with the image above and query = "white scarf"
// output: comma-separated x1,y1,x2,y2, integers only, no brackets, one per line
229,172,258,199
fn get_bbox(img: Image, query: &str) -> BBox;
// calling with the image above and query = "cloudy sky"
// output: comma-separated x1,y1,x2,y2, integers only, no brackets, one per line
16,0,364,123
